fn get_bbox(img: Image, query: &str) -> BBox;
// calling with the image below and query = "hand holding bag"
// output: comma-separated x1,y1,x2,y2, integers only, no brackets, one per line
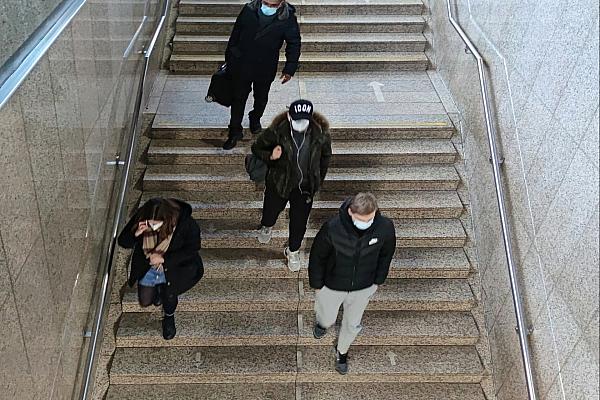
205,64,233,107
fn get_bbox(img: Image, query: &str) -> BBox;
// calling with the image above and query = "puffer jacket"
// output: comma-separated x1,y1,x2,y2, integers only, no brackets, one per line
308,199,397,291
251,111,332,198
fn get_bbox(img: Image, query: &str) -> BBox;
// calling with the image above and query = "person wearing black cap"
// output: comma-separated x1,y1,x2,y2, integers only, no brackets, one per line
222,0,301,150
251,100,332,271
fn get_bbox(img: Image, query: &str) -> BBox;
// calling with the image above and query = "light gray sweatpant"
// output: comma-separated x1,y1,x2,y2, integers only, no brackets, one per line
314,284,378,354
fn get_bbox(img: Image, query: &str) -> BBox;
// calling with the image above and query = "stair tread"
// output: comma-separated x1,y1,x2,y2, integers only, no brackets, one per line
107,383,486,400
144,164,459,182
148,139,456,156
199,247,471,277
151,115,454,132
173,33,427,43
177,15,425,24
116,310,479,347
179,0,423,5
121,278,475,312
141,190,462,210
301,383,486,400
171,52,428,62
110,345,483,384
200,218,466,239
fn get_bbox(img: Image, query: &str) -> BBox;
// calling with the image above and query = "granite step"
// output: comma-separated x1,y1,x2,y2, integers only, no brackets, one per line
107,382,487,400
176,15,426,35
142,164,460,192
172,33,427,54
141,190,464,219
300,383,487,399
169,52,429,73
146,139,457,166
150,121,456,141
178,0,424,17
121,278,476,312
116,310,479,347
109,345,483,384
199,218,466,249
198,247,472,279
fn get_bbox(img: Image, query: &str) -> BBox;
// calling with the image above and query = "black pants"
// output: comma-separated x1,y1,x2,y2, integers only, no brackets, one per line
229,75,272,138
138,284,178,315
261,185,313,252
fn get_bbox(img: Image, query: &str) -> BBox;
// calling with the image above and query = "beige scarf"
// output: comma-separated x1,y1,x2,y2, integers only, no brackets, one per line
142,226,174,269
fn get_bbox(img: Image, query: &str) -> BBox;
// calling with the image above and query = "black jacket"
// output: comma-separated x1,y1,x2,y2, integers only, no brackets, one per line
118,199,204,296
308,200,397,291
226,1,301,80
252,111,332,198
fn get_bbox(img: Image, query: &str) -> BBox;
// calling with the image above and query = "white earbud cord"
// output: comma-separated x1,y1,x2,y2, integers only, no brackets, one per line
290,117,307,197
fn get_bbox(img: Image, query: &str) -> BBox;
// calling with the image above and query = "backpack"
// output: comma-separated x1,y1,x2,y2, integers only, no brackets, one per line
245,154,267,183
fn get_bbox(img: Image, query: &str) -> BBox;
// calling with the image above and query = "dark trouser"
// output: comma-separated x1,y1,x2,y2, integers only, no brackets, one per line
261,185,313,252
229,75,273,138
138,284,178,315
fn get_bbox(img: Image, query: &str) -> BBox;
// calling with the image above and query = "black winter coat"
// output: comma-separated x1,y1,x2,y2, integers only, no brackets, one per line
226,1,301,80
252,111,332,198
118,199,204,296
308,200,397,291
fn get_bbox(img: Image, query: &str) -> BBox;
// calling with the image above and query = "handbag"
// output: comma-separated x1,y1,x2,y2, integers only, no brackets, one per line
205,63,233,107
245,153,268,183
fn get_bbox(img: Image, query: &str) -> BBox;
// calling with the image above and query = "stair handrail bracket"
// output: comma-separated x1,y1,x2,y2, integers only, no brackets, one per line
444,1,538,399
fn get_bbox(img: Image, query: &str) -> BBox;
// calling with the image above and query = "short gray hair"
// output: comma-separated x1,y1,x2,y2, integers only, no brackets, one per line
349,192,378,215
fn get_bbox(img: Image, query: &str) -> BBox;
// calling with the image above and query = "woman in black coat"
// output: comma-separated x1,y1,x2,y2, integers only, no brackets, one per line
118,198,203,339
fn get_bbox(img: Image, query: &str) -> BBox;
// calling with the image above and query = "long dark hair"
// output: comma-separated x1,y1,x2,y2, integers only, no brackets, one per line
131,198,180,241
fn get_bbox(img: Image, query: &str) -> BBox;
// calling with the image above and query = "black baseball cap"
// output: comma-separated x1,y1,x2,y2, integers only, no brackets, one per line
288,99,314,120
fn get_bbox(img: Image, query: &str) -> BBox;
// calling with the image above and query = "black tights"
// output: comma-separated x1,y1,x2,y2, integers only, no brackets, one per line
137,284,178,315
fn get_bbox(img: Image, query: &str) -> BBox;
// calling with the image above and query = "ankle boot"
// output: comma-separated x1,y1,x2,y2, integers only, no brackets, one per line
162,314,176,340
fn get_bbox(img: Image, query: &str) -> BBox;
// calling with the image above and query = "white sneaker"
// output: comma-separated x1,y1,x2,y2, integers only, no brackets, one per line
284,247,302,272
258,226,272,244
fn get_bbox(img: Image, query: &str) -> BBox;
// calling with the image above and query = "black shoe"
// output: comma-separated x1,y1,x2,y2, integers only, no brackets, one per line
249,119,262,135
335,350,348,375
162,315,176,340
223,136,241,150
313,323,327,339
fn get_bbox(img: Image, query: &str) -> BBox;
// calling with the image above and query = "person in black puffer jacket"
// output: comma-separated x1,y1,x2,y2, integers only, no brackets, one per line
308,192,396,374
118,198,203,340
223,0,302,150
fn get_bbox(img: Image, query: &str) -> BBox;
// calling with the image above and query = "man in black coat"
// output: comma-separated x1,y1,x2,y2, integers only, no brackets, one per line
308,193,397,374
223,0,301,150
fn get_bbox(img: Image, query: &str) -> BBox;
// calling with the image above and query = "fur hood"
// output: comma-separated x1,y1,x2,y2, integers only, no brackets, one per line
247,0,296,20
269,110,330,135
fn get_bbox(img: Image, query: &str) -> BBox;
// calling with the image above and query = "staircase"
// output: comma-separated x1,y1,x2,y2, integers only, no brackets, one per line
104,0,490,398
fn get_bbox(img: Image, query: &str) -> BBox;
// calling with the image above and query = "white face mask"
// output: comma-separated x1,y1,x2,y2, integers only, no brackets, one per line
291,119,310,132
353,218,374,230
260,3,278,16
148,221,164,231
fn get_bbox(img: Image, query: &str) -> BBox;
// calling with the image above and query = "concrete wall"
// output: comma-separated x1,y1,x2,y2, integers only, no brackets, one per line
0,0,163,398
428,1,599,399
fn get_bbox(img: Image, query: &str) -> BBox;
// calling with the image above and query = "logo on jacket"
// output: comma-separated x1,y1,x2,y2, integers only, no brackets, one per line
369,238,378,246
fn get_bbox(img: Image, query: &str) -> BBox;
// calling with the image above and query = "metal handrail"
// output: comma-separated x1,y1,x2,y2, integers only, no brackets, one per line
444,1,538,399
78,0,169,399
0,0,86,110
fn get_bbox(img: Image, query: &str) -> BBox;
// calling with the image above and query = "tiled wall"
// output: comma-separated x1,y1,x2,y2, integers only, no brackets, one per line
428,1,599,399
0,0,163,398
